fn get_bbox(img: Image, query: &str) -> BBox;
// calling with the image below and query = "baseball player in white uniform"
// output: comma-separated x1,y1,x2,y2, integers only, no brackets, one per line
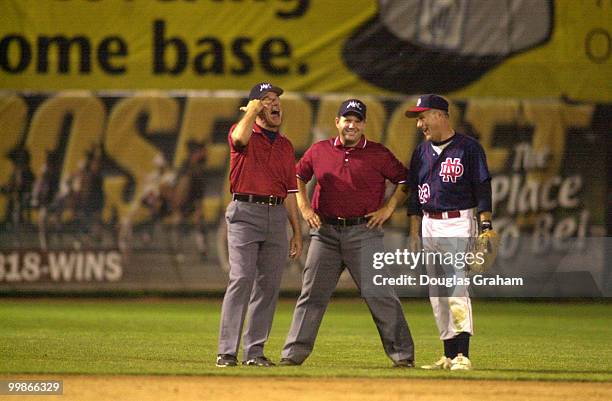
405,95,493,371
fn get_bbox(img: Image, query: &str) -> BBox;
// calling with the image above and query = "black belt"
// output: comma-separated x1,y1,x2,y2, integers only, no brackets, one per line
232,193,284,206
322,216,369,227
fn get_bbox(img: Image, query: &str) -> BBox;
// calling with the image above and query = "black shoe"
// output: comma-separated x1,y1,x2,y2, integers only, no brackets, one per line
216,354,238,367
243,356,275,367
393,359,415,368
279,358,301,366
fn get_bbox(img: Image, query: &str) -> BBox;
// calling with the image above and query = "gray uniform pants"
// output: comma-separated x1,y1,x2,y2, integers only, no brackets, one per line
282,223,414,364
218,200,288,360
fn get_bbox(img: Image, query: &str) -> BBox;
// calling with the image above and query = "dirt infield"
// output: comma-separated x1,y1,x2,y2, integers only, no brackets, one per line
8,375,612,401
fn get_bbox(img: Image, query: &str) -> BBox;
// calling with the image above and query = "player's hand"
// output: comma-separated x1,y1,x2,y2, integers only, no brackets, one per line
365,206,393,229
407,234,421,253
239,98,268,114
300,207,321,229
289,233,302,259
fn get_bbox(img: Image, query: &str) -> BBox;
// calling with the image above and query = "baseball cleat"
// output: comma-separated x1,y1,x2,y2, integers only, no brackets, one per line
420,356,451,370
393,359,415,368
243,356,275,367
216,354,238,367
450,353,472,371
278,358,301,366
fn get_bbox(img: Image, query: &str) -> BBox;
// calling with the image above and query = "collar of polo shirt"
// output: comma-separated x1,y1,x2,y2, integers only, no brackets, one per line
333,135,367,149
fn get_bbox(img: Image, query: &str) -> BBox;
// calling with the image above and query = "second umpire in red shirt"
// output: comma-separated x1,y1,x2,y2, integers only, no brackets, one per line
279,99,415,367
216,82,302,367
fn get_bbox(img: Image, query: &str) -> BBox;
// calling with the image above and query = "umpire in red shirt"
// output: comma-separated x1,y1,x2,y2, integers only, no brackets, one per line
279,99,415,367
216,82,302,368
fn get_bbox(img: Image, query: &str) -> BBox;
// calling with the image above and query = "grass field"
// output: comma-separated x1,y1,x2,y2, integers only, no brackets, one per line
1,298,611,383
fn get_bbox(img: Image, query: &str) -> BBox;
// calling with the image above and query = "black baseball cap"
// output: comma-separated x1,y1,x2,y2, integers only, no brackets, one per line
338,98,367,120
405,94,449,117
248,82,284,100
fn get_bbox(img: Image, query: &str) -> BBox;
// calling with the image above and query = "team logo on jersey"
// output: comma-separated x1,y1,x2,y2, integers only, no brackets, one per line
418,183,430,204
439,157,464,183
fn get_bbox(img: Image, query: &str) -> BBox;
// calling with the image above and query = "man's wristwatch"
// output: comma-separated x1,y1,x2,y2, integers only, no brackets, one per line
480,220,493,232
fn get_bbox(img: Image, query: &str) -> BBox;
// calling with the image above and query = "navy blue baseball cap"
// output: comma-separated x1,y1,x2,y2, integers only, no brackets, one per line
248,82,284,100
338,98,367,120
405,94,449,117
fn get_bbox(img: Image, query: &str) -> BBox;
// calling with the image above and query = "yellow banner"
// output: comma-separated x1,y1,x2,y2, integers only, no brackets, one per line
0,91,608,294
0,1,610,101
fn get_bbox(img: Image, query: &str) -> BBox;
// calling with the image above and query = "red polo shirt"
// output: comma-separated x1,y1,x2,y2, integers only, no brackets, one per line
297,136,407,218
228,123,298,198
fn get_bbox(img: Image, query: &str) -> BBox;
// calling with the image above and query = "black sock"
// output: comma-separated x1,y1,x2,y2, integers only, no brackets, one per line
455,332,471,358
443,339,457,359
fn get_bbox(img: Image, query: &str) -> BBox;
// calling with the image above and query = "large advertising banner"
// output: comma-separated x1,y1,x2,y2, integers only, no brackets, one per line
1,1,611,101
0,91,609,295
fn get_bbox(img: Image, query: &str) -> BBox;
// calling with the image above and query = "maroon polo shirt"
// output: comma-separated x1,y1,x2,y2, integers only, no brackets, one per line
228,123,298,198
296,136,408,218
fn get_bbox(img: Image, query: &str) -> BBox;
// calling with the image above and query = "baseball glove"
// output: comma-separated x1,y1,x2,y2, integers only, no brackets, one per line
468,229,499,273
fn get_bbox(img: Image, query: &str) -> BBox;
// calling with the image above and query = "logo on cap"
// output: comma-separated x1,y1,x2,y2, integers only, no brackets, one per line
338,99,366,119
347,100,362,110
249,82,283,100
405,94,449,118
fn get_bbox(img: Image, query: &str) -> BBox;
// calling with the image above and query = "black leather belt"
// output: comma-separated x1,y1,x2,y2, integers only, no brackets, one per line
232,193,284,206
322,216,369,227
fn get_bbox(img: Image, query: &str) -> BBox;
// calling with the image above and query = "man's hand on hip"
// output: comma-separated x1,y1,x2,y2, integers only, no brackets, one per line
365,206,393,229
300,207,321,229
